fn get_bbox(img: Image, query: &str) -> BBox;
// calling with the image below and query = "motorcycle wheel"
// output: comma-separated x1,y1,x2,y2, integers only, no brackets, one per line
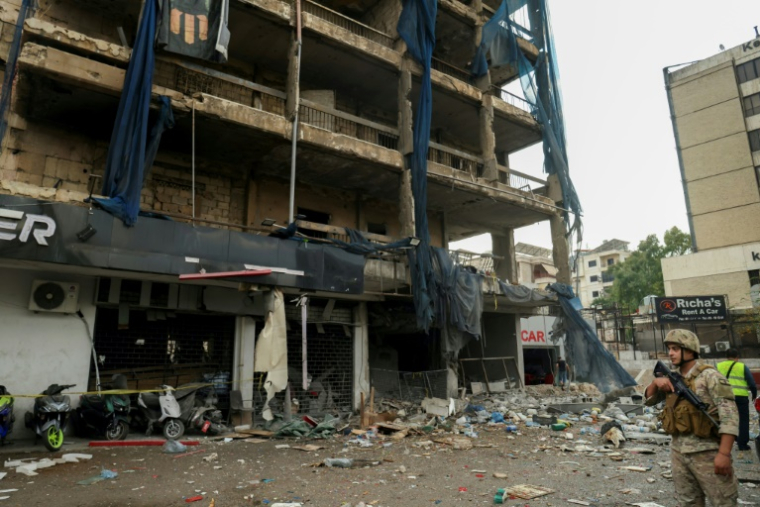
163,418,185,440
106,420,129,441
43,426,64,452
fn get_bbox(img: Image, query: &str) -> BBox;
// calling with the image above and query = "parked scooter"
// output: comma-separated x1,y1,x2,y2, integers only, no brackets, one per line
0,386,14,445
24,384,75,452
174,383,227,436
73,374,130,441
137,385,184,439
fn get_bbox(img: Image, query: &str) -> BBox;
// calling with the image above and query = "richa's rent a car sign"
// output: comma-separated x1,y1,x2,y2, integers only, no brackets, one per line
654,296,727,322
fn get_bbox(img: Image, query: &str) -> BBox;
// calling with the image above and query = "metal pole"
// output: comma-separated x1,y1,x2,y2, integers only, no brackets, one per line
192,100,196,221
288,0,303,224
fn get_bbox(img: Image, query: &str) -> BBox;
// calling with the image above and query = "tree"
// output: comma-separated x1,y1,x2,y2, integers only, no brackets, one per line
602,227,691,311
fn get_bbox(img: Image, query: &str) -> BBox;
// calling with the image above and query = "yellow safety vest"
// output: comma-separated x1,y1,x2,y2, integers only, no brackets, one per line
717,360,750,397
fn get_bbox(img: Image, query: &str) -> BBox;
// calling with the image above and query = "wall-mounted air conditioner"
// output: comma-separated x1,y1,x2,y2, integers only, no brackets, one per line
714,341,731,352
28,280,80,313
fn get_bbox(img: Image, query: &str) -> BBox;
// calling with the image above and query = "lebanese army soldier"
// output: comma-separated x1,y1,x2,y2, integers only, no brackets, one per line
645,329,739,507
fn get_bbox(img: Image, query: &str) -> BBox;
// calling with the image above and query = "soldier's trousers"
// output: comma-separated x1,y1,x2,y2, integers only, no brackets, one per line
672,449,738,507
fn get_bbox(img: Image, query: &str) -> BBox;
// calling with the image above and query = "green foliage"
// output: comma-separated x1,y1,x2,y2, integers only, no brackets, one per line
602,227,691,311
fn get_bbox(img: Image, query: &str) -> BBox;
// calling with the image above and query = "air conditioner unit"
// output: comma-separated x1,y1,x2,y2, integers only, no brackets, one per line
714,341,731,352
699,345,711,355
28,281,80,313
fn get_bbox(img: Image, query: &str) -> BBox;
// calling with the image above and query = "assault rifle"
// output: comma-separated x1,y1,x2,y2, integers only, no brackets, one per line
653,360,719,428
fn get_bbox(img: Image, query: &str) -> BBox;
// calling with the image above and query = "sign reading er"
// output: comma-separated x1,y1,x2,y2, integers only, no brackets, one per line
654,295,727,323
0,209,56,246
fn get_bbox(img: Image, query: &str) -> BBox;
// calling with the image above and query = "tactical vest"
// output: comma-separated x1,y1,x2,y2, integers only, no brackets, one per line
658,363,720,440
717,360,750,397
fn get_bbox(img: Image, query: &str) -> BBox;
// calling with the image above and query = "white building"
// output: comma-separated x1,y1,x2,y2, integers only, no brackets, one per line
572,239,631,307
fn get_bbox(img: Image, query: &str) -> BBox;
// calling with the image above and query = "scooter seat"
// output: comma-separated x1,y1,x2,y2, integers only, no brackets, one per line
82,395,105,408
141,392,161,408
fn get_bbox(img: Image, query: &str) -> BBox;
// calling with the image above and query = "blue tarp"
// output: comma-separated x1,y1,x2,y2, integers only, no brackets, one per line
548,283,637,393
397,0,437,332
95,0,173,226
473,0,582,240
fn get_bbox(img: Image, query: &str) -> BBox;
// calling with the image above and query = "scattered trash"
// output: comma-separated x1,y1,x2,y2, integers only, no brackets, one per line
567,500,591,506
185,495,204,503
493,472,507,479
619,466,651,472
100,469,118,479
203,453,219,463
163,440,188,454
292,445,324,452
497,484,554,500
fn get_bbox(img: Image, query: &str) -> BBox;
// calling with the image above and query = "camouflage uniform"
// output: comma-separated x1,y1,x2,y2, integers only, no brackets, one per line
648,360,739,507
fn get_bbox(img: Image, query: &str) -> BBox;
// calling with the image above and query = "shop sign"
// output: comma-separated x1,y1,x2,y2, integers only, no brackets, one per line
0,209,56,246
654,295,727,322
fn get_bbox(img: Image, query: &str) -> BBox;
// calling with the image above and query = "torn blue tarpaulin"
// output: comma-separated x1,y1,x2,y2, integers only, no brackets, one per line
397,0,437,332
548,283,636,393
473,0,582,240
0,0,35,152
95,0,173,226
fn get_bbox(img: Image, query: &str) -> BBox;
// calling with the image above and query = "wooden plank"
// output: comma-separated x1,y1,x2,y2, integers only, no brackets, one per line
295,220,395,244
299,98,399,136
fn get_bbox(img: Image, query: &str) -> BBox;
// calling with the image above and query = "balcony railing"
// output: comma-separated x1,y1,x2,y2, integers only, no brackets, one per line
428,142,482,174
491,86,534,114
499,166,546,193
299,98,400,150
301,0,396,48
431,57,472,83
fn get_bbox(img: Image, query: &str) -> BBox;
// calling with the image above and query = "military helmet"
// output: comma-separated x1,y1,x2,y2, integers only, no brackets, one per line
663,329,700,354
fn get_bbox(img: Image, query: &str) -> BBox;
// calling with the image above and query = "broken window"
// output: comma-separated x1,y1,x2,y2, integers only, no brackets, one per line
297,207,331,239
367,222,387,236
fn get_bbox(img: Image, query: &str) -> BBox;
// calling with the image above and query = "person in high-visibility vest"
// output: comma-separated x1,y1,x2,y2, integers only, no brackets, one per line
717,349,757,451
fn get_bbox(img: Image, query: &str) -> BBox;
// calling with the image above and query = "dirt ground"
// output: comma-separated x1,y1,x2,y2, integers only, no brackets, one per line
0,425,759,507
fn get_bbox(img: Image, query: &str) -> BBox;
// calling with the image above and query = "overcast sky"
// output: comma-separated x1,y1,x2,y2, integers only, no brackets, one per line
453,1,760,254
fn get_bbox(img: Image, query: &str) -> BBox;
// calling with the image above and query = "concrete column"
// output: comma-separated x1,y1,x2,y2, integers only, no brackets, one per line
492,228,517,283
548,173,571,284
479,94,498,182
398,63,415,237
353,302,370,410
233,316,257,425
285,35,301,120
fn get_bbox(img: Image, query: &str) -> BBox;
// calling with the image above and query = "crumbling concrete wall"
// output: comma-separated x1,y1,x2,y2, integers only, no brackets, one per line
142,155,247,227
2,116,102,194
359,0,402,37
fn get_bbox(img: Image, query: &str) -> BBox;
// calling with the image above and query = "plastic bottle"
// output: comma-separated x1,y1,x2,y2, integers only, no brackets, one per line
579,416,594,423
505,424,518,432
580,427,600,435
324,458,354,468
622,424,650,433
524,421,541,428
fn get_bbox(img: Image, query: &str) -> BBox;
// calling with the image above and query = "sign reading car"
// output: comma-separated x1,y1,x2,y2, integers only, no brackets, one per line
654,295,727,322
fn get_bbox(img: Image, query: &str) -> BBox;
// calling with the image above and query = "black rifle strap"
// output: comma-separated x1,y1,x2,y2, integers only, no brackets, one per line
725,361,738,381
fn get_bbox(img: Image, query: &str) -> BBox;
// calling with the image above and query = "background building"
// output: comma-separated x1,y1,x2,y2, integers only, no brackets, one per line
662,33,760,311
572,239,631,307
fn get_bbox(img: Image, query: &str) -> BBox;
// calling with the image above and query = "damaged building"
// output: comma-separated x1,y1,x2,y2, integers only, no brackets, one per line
0,0,581,426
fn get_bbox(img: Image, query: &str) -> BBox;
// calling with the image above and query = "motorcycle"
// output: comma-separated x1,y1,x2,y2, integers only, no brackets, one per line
73,374,130,441
24,384,75,452
174,383,227,436
137,385,184,440
0,386,14,445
